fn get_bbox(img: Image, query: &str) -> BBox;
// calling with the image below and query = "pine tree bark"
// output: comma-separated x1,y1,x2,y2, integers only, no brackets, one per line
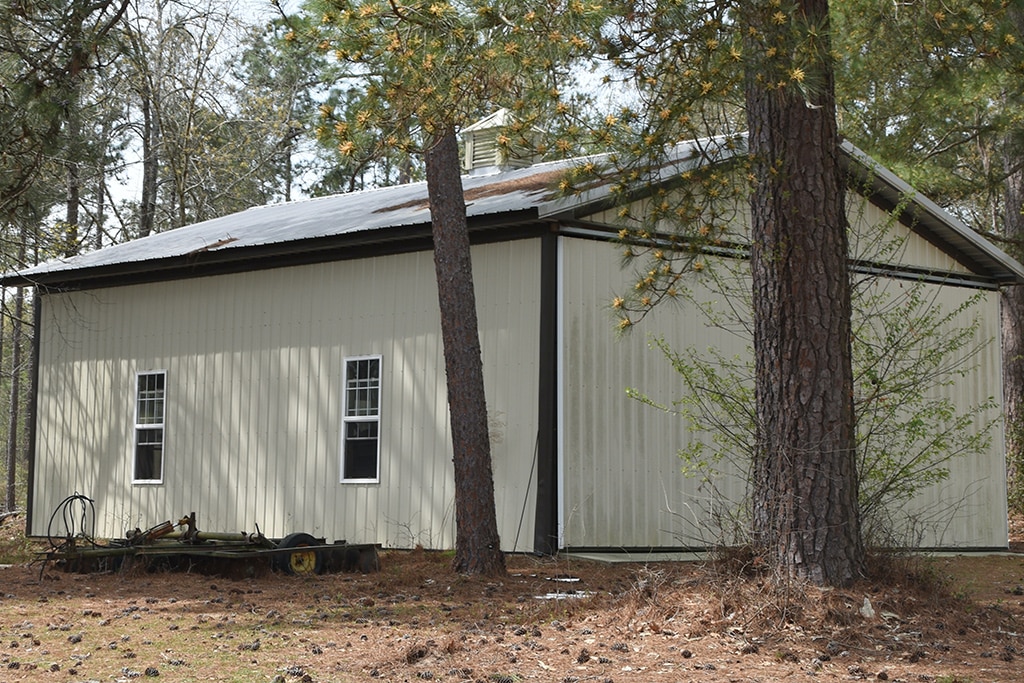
1001,140,1024,514
5,226,25,512
94,157,106,251
139,87,158,238
65,105,82,257
5,286,23,512
1000,4,1024,517
745,0,864,586
425,130,506,576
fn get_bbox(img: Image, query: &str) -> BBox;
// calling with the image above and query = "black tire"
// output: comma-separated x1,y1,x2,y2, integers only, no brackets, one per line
275,532,324,575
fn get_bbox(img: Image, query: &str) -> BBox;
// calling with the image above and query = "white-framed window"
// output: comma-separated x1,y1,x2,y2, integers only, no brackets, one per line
341,355,381,482
133,371,166,484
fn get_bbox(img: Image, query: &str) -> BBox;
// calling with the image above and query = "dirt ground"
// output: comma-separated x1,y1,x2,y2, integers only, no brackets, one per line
0,515,1022,683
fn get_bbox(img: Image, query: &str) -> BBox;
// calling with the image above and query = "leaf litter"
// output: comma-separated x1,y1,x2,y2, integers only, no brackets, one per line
0,515,1021,682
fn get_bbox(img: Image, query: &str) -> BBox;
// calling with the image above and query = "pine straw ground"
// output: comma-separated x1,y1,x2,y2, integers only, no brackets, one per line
0,513,1021,683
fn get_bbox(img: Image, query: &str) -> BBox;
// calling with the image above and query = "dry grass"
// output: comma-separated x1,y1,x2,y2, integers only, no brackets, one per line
0,516,1020,681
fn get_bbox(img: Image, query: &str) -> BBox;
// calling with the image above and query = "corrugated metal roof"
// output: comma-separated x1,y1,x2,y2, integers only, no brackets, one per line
5,138,1022,287
6,157,575,285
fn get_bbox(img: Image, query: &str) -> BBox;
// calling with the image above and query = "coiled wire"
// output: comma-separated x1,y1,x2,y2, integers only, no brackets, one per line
46,492,101,550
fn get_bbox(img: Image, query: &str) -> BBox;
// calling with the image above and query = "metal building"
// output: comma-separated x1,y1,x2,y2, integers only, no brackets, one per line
5,135,1020,553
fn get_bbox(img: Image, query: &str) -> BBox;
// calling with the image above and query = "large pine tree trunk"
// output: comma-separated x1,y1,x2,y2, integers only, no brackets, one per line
425,130,505,576
1001,4,1024,517
745,0,864,586
1002,142,1024,515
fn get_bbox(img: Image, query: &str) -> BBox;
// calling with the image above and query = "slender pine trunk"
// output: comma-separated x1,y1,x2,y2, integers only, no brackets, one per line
425,130,505,576
5,288,22,512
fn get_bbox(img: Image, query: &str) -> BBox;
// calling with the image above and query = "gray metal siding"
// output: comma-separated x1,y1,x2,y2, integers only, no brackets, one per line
848,200,973,275
559,237,748,549
559,234,1007,550
32,240,541,550
872,279,1007,547
588,195,977,278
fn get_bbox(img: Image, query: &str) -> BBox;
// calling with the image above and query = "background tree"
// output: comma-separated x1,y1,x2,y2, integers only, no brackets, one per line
0,0,126,223
233,17,333,202
111,0,315,237
832,1,1024,514
0,0,298,511
0,0,130,512
121,0,249,232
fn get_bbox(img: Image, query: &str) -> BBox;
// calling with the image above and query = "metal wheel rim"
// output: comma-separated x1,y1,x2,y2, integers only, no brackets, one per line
288,549,318,574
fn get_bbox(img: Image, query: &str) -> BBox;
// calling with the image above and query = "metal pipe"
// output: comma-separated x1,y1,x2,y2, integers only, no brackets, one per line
163,530,274,546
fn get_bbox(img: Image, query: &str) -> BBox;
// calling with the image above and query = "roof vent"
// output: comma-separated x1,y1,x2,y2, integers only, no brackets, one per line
461,109,539,176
